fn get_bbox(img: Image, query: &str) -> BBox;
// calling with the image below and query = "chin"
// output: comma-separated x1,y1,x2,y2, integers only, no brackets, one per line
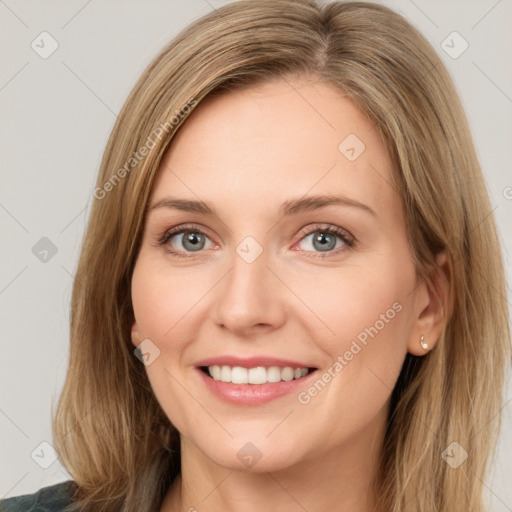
193,434,307,473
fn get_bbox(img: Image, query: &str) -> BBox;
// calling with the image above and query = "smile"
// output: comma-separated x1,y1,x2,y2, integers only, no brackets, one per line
196,357,318,405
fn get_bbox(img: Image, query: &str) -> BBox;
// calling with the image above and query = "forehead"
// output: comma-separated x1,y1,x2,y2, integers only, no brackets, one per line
150,78,399,220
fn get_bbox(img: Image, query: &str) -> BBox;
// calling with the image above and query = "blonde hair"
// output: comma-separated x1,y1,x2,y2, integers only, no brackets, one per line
53,1,511,511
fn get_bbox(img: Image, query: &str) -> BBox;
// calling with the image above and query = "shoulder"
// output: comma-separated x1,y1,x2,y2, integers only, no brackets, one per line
0,480,78,512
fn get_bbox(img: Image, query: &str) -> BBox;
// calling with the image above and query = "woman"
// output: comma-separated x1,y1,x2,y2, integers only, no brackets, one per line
1,0,509,511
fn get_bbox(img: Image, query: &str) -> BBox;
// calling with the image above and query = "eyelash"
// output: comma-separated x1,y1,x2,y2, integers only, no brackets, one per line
157,223,355,259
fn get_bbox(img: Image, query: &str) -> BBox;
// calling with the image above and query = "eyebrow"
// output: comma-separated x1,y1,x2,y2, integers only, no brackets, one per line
148,194,377,218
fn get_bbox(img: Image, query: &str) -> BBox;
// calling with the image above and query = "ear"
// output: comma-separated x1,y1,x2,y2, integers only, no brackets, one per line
407,250,452,356
131,319,142,348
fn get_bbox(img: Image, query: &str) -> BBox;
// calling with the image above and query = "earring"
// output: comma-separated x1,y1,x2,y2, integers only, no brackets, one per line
420,335,429,351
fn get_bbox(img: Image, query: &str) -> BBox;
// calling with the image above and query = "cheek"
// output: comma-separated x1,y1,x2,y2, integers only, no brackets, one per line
297,262,411,337
291,261,414,387
131,256,209,343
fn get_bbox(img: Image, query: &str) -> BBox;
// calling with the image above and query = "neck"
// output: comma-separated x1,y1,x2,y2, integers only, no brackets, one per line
160,409,387,512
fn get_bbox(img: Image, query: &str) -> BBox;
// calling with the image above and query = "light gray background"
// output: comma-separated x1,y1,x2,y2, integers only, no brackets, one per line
1,0,511,508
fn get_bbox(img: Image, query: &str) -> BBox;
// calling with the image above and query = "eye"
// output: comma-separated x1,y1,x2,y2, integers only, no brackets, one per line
294,224,354,257
158,224,215,258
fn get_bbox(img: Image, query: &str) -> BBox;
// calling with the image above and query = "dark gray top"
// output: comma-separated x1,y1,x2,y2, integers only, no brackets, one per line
0,481,77,512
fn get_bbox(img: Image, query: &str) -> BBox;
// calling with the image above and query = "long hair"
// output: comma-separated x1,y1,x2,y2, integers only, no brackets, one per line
52,1,511,511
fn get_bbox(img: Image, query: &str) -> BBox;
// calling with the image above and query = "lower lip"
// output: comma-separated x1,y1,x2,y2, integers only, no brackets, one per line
197,368,316,406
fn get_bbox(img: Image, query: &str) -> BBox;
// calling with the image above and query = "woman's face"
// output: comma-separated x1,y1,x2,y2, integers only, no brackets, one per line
131,77,431,472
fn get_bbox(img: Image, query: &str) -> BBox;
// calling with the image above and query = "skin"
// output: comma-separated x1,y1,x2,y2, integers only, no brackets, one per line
130,75,449,512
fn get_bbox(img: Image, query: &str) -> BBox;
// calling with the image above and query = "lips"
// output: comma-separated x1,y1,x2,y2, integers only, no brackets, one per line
195,356,317,405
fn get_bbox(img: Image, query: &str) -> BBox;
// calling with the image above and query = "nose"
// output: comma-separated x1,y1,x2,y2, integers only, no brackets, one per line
212,244,287,337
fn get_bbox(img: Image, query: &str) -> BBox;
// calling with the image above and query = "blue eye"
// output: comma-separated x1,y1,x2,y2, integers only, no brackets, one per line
172,231,208,252
294,224,354,257
299,229,348,251
158,224,214,257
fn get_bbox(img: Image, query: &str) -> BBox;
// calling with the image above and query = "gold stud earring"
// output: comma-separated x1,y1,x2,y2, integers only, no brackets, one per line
420,335,429,351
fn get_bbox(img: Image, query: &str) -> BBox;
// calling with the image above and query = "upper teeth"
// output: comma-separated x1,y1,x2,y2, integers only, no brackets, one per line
208,365,309,384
